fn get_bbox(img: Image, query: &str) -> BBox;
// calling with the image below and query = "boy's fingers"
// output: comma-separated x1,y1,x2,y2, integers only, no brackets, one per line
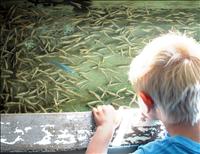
101,104,115,111
92,107,97,113
97,105,103,112
92,107,100,119
93,105,116,115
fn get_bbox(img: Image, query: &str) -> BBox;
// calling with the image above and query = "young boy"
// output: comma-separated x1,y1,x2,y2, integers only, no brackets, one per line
86,33,200,154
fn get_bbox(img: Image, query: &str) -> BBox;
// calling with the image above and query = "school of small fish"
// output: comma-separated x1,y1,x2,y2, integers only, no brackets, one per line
0,2,199,113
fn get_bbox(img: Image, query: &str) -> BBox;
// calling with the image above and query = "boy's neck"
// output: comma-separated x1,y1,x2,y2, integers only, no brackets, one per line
164,122,200,143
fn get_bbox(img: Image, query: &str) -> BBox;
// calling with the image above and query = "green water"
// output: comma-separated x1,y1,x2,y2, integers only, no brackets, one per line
1,1,200,113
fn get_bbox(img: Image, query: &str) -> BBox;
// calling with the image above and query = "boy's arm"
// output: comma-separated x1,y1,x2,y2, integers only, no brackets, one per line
86,124,115,154
86,105,120,154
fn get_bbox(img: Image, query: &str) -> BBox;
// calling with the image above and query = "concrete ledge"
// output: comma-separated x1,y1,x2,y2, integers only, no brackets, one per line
1,109,166,153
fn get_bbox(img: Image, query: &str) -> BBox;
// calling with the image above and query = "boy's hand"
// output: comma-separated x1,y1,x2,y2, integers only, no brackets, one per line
86,105,122,154
92,105,121,130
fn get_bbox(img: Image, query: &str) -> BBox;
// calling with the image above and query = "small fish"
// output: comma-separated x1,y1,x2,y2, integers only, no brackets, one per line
49,60,75,74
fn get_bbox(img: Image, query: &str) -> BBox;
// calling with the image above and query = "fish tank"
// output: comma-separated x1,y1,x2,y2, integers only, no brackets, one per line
1,0,199,114
0,0,199,153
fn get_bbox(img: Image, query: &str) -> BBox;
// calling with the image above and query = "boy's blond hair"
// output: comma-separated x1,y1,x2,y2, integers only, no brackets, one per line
128,33,200,125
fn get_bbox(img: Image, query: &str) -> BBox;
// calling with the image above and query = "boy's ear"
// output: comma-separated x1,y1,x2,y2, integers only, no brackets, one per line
139,91,154,113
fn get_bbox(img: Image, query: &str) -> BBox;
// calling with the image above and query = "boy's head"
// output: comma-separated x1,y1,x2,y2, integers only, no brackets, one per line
128,33,200,125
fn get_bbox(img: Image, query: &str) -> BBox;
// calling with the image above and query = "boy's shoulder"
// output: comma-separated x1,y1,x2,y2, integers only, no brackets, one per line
134,135,200,154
